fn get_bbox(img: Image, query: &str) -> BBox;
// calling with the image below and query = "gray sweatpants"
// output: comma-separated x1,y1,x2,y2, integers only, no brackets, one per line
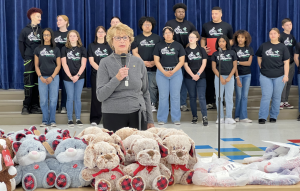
281,62,295,102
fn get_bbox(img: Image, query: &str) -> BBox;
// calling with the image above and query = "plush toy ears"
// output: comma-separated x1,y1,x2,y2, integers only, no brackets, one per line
29,126,37,134
74,137,88,145
84,144,96,168
52,140,61,151
159,142,168,158
189,138,196,159
62,130,70,138
111,134,126,155
107,131,114,136
13,141,22,153
110,143,125,163
34,135,46,143
44,127,50,134
16,133,26,141
0,129,5,137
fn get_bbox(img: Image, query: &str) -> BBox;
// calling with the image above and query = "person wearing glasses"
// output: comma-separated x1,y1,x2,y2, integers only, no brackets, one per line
96,23,154,131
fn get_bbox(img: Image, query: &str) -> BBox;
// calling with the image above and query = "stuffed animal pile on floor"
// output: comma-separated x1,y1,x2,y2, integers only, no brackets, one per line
0,126,197,191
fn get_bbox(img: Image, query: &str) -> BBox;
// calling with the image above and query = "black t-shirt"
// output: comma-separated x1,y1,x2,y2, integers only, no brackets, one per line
61,46,87,81
131,33,162,72
88,42,112,74
292,42,300,74
34,45,61,76
232,46,254,76
153,41,186,67
280,32,296,63
184,46,208,79
54,31,68,50
201,21,233,39
211,50,237,75
165,19,197,48
18,24,43,58
256,42,290,78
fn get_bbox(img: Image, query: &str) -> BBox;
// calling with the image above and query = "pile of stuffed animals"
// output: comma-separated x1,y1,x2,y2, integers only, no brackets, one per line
0,126,197,191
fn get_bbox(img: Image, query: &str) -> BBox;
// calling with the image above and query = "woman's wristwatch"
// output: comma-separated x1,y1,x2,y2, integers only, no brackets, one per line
77,73,81,77
197,72,201,76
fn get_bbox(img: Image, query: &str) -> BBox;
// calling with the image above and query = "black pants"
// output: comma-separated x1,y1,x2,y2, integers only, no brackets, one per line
102,111,147,132
23,58,39,108
90,72,102,124
205,57,215,104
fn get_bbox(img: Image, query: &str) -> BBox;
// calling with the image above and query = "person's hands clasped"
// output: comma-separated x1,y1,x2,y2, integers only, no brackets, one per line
220,76,226,85
282,75,288,83
45,77,53,85
72,75,79,83
192,74,200,81
40,77,47,84
225,77,231,84
164,71,173,77
116,67,129,81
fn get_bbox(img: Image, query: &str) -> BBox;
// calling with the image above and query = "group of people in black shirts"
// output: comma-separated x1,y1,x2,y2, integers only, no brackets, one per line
18,4,300,128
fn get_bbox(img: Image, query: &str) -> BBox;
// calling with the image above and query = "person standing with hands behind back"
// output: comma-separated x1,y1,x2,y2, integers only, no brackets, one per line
61,30,87,127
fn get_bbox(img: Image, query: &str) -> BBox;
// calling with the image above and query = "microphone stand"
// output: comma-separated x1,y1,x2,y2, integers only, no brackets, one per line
218,48,222,158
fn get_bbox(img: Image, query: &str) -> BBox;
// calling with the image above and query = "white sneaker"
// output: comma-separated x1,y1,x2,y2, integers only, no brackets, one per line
91,122,97,126
40,122,47,127
61,107,67,114
174,121,181,125
215,118,225,124
225,118,236,124
235,118,240,122
158,122,164,125
207,104,213,109
239,118,253,123
151,103,157,112
50,123,57,127
280,102,284,110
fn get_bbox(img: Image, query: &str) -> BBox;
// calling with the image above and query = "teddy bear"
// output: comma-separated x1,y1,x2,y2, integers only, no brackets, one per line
77,126,112,138
123,135,144,166
0,137,17,191
158,129,188,141
123,138,171,191
160,134,197,186
115,127,138,140
13,135,57,191
45,137,91,189
132,131,163,144
146,127,166,135
82,141,133,191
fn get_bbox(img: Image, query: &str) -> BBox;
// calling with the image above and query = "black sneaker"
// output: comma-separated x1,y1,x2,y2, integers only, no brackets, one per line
203,116,208,126
21,106,30,115
76,119,83,126
30,105,42,114
191,117,198,124
68,120,74,127
298,115,300,121
258,119,266,124
269,118,276,123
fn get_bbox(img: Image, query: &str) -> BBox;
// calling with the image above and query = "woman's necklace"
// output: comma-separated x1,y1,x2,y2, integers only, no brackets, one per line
71,47,77,52
112,53,132,87
165,41,174,49
31,25,38,36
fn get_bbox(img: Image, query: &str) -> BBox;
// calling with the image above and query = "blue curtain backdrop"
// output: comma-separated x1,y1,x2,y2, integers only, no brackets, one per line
1,0,300,89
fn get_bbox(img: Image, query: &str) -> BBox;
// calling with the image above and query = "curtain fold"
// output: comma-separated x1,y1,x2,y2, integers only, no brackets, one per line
0,0,299,89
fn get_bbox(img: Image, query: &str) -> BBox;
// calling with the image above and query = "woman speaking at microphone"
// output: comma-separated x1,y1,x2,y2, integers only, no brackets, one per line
96,23,154,131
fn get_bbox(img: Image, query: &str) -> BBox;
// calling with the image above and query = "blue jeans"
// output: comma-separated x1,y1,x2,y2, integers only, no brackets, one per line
38,75,59,124
180,69,188,106
298,74,300,113
148,71,158,104
64,79,85,121
235,74,251,120
214,75,234,118
156,69,183,123
185,78,207,117
259,74,285,120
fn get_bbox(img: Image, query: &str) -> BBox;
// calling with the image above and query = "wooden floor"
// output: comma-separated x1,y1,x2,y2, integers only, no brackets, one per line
15,183,300,191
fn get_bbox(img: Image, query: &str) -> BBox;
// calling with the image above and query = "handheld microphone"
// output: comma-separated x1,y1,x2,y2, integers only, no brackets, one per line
121,53,126,67
218,47,223,54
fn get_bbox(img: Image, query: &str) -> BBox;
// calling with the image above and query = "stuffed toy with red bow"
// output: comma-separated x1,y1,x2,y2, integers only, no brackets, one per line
82,141,132,191
123,138,171,191
161,134,197,186
45,137,91,189
13,135,57,191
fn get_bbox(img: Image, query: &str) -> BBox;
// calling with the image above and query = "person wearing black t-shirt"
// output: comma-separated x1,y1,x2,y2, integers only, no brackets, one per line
132,17,161,112
18,7,43,115
165,3,197,112
294,43,300,121
184,31,208,126
232,30,254,123
54,15,69,114
34,28,61,127
61,30,87,127
201,6,233,110
279,18,297,109
88,26,112,126
256,28,290,124
153,26,186,125
211,35,237,124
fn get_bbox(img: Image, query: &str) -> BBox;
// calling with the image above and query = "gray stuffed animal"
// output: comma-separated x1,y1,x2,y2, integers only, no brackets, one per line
44,128,70,159
45,137,90,189
13,135,57,191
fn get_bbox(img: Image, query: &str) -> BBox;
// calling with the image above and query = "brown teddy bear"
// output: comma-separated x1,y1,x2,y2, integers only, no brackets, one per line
161,134,197,186
77,126,112,138
0,137,17,191
123,138,171,191
115,127,138,141
123,135,144,166
82,142,133,191
132,131,163,144
146,127,166,135
158,128,188,140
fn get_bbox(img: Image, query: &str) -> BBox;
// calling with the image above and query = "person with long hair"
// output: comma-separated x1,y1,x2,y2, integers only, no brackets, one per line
61,30,87,127
88,26,112,126
212,35,237,124
232,30,254,123
34,28,61,127
184,31,208,126
54,15,69,114
256,28,290,124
